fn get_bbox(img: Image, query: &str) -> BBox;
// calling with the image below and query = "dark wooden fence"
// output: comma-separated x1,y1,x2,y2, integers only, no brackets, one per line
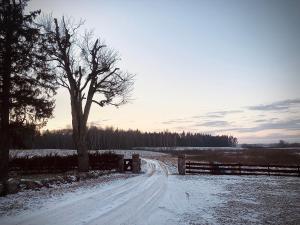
185,161,300,177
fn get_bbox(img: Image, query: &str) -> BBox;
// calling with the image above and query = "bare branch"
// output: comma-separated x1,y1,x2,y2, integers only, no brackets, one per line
41,15,134,170
57,76,70,90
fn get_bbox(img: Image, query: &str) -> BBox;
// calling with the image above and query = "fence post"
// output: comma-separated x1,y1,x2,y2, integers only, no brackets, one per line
132,154,141,173
118,154,124,173
178,155,186,175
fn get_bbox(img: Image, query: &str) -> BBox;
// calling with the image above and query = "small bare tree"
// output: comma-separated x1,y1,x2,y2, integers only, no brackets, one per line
42,17,134,171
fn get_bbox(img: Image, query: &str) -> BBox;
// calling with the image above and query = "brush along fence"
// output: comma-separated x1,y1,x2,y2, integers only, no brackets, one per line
9,152,141,174
178,155,300,177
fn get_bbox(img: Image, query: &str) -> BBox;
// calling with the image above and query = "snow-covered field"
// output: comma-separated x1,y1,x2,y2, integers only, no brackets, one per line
1,157,299,225
133,147,245,151
9,149,167,158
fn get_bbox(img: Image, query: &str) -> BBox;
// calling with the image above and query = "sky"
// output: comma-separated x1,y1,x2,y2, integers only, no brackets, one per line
28,0,300,144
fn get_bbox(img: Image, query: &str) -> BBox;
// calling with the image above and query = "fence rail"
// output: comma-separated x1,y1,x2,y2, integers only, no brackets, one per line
185,161,300,177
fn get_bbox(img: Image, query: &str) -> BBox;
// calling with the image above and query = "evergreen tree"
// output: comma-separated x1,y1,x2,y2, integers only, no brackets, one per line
0,0,56,195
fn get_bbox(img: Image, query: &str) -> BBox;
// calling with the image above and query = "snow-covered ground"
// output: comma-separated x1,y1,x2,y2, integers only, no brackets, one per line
1,158,299,225
133,147,245,151
110,150,167,158
9,149,167,158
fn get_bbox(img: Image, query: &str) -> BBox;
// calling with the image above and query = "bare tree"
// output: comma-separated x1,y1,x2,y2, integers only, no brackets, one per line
42,17,134,171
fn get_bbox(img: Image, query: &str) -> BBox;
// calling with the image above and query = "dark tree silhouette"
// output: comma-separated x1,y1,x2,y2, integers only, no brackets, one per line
0,0,56,195
42,17,134,171
32,127,238,150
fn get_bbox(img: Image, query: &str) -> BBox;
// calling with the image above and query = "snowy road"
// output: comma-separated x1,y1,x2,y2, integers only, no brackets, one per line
1,158,300,225
0,159,168,225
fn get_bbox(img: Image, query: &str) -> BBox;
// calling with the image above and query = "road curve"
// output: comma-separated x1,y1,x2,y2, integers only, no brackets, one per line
1,159,168,225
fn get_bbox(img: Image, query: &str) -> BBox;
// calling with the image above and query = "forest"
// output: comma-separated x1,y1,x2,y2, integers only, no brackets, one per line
13,126,238,149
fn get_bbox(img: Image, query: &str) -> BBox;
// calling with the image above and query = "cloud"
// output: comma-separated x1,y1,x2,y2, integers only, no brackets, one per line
203,114,224,118
192,110,243,119
254,119,268,123
161,118,194,125
162,111,241,126
248,99,300,111
206,110,243,117
216,118,300,133
162,110,243,127
191,114,223,119
254,118,278,123
195,120,229,127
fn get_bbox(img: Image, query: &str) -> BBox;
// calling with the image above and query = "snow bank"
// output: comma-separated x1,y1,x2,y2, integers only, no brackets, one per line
134,146,244,151
9,149,167,159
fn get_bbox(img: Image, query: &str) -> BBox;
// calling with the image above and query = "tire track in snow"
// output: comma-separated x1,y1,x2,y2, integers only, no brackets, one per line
0,159,168,225
87,159,167,225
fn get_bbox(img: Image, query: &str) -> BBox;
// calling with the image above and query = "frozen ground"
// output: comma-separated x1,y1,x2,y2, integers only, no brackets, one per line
133,147,245,151
0,173,136,217
1,158,299,225
9,149,167,158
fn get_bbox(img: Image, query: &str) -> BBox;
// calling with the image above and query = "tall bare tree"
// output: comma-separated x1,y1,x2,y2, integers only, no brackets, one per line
42,17,134,171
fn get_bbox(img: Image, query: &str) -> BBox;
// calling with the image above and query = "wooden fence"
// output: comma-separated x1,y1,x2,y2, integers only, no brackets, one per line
184,161,300,177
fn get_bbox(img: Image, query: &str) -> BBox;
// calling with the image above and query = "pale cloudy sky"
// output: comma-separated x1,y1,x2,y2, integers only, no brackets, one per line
28,0,300,143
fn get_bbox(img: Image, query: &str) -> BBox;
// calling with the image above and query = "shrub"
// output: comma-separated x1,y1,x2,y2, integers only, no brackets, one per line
9,151,121,173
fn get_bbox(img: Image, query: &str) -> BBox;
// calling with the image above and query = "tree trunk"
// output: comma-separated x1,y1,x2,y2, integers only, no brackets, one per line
0,17,12,195
77,134,89,172
0,73,10,196
70,96,89,172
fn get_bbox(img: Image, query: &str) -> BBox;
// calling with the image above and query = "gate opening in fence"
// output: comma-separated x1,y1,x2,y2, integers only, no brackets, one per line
124,159,133,171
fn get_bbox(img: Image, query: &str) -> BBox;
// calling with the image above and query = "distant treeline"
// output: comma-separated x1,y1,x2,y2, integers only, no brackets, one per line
241,140,300,148
29,127,237,149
